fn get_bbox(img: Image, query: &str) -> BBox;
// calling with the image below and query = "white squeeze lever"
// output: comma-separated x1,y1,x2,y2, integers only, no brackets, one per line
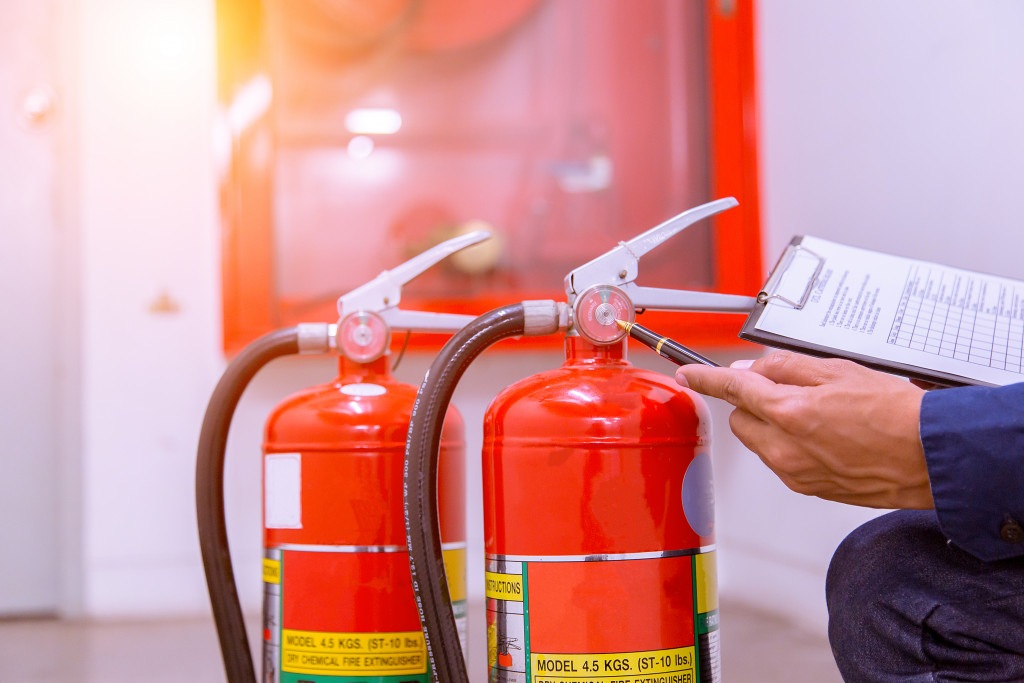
562,197,757,344
332,230,491,362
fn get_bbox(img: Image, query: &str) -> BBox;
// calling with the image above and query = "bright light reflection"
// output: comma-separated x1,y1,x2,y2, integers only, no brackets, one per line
567,388,596,404
125,5,207,82
347,135,375,160
227,75,272,133
345,108,402,135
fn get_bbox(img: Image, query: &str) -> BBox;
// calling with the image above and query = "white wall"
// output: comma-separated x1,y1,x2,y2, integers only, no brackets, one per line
70,0,1024,644
75,0,222,616
67,0,588,619
725,0,1024,632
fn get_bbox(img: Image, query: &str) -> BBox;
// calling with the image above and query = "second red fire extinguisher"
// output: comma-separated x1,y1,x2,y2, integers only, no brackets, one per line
404,198,758,683
481,328,718,683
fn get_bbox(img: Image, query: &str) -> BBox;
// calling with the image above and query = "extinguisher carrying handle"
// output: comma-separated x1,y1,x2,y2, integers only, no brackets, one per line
196,324,332,683
338,229,492,333
404,301,568,683
563,197,758,314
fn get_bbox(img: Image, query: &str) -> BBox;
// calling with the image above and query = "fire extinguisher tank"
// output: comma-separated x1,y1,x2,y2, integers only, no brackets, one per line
262,355,466,683
483,336,720,683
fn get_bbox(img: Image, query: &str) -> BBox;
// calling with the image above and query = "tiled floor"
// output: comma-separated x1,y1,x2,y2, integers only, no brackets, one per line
0,599,843,682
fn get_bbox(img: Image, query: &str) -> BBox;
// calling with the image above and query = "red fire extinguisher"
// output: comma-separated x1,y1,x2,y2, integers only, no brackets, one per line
404,198,757,683
197,231,489,683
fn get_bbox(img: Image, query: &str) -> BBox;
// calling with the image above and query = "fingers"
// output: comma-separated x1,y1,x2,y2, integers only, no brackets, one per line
727,409,816,493
729,408,843,499
675,364,779,421
727,408,774,464
748,350,869,387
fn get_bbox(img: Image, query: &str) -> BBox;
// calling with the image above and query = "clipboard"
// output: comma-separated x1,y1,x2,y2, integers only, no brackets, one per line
739,236,1024,388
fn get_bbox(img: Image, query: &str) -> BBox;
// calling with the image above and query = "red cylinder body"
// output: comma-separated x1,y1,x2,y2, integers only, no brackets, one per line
483,337,719,683
262,355,466,683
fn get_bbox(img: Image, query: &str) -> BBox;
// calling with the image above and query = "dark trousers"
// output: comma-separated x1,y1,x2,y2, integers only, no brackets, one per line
826,510,1024,682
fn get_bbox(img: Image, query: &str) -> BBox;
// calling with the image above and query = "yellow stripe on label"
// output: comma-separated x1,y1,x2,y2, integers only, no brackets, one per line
262,558,280,584
531,646,695,682
485,571,524,602
281,630,427,676
443,547,467,602
695,550,718,614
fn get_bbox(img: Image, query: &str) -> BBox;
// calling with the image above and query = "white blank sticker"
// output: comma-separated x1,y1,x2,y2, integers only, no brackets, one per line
341,383,386,396
265,453,302,529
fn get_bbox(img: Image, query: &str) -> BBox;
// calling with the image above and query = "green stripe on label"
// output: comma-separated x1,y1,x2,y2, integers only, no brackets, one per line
281,674,429,683
697,609,720,636
523,562,531,682
691,557,701,683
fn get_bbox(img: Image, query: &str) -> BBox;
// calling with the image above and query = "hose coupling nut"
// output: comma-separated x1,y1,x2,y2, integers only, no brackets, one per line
296,323,336,354
521,300,570,336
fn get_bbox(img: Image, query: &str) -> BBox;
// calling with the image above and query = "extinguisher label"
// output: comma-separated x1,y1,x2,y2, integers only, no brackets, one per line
531,647,695,681
694,553,721,682
485,571,524,601
263,558,281,584
263,544,467,683
263,548,283,683
280,629,427,677
486,550,720,683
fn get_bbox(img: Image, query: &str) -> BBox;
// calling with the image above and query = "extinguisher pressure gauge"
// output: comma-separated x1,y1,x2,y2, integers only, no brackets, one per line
339,311,390,363
573,284,634,345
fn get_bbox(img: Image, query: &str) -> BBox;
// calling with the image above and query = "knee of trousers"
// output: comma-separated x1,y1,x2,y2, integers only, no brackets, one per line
826,510,941,645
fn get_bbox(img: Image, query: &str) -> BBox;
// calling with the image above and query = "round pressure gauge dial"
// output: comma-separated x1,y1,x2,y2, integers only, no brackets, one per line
339,311,390,363
573,284,634,344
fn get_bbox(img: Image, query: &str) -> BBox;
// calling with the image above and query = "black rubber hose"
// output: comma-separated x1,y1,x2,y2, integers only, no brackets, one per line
404,304,526,683
197,328,300,683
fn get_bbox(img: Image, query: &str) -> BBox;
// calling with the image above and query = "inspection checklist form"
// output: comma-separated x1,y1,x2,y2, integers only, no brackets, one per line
745,236,1024,387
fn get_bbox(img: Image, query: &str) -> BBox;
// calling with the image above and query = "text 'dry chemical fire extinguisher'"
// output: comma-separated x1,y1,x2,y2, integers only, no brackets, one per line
404,198,758,683
197,231,490,683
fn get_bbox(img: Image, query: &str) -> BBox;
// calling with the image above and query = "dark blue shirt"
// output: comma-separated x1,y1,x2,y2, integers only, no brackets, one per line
920,382,1024,561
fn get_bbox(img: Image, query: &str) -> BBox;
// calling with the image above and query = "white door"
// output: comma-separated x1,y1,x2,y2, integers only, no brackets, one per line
0,0,62,615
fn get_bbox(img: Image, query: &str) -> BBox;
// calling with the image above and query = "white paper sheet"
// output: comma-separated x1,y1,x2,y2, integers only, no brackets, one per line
754,236,1024,386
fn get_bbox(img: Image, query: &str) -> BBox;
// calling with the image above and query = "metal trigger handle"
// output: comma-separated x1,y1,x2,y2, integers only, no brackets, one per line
564,198,756,314
337,230,491,333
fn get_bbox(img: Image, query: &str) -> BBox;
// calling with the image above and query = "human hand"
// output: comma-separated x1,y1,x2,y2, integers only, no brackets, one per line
676,351,933,510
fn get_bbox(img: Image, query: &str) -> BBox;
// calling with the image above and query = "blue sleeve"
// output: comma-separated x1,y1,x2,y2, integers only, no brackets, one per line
920,382,1024,561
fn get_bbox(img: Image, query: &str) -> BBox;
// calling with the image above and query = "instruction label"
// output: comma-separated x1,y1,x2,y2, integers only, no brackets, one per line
486,571,525,601
281,629,426,677
531,647,695,683
262,558,281,584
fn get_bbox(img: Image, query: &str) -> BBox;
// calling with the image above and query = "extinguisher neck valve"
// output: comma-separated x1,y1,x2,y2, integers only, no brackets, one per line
339,353,392,380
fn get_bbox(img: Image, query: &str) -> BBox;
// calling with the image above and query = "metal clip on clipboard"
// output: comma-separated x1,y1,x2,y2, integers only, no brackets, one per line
756,242,825,310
